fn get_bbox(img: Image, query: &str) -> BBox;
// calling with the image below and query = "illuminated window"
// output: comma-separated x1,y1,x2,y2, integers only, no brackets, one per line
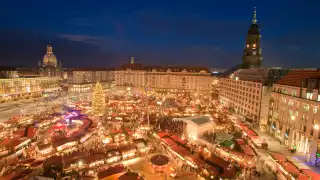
307,92,313,100
292,91,297,96
314,106,318,113
303,104,310,111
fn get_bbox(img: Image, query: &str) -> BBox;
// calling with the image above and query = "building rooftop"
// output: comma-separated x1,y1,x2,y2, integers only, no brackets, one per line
276,70,320,87
145,65,209,73
98,164,125,179
182,115,211,126
224,68,290,85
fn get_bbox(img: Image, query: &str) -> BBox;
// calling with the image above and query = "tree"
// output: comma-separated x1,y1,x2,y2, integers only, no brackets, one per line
92,82,105,116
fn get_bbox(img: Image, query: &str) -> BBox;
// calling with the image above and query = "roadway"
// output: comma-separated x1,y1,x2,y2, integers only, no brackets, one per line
0,92,93,122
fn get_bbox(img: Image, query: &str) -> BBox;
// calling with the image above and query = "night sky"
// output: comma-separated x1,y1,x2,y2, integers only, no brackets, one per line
0,0,320,68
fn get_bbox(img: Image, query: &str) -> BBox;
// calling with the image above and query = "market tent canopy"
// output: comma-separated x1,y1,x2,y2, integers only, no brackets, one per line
302,169,320,180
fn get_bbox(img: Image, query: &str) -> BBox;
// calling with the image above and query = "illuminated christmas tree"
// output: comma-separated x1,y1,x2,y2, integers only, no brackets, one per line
92,81,105,116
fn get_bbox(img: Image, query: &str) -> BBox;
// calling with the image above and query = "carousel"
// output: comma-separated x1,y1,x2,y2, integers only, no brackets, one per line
150,154,170,173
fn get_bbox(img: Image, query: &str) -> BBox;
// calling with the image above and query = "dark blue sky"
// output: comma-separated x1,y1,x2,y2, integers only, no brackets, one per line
0,0,320,68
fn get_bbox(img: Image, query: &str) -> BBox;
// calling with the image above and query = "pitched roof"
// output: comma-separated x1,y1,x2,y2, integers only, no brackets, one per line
98,164,125,179
276,70,320,87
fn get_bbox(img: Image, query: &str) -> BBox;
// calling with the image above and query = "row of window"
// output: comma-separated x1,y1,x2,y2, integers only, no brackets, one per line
220,79,261,88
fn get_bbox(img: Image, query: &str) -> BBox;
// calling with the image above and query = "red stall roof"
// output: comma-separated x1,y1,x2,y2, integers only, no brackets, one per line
170,135,187,145
27,127,36,138
162,138,177,148
240,145,256,156
171,146,190,157
158,132,170,138
298,174,309,180
270,152,287,162
98,164,125,179
187,155,205,168
207,155,229,169
280,161,300,174
0,138,21,148
302,169,320,180
236,139,245,145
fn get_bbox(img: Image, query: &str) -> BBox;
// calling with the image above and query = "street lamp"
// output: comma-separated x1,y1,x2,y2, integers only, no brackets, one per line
314,124,319,130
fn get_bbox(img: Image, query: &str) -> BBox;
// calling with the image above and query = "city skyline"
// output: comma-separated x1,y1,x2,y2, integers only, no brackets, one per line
0,0,320,68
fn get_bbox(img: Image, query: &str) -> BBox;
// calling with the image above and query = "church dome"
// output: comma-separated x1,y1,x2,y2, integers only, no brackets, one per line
43,53,57,67
43,42,57,67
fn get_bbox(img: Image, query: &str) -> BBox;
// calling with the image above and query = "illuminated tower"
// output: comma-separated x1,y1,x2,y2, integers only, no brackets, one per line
242,7,262,68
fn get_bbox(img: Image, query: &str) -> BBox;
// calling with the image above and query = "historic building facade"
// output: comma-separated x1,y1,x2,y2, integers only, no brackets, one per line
0,42,63,102
268,70,320,163
114,57,212,93
67,68,114,92
0,77,61,102
39,42,63,77
242,7,262,68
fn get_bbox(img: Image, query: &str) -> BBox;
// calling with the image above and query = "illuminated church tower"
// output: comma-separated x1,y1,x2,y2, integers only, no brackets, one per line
242,7,262,68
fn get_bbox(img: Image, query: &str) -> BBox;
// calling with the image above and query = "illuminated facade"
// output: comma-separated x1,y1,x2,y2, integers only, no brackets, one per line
0,76,61,102
219,68,288,130
67,68,114,92
0,42,63,102
268,70,320,163
115,57,212,93
39,41,63,77
219,76,264,125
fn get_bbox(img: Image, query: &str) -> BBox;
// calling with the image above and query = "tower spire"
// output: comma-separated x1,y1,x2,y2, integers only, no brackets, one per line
252,6,257,24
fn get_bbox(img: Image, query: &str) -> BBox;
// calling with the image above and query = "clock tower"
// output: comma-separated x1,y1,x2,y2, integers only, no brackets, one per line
242,7,262,68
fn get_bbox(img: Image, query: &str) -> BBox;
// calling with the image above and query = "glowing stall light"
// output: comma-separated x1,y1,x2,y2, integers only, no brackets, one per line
103,137,112,144
107,156,120,163
38,147,53,154
57,141,78,151
80,133,92,143
122,152,136,159
89,160,104,167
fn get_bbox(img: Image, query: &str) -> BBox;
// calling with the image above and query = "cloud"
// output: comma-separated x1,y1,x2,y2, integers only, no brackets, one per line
59,34,103,43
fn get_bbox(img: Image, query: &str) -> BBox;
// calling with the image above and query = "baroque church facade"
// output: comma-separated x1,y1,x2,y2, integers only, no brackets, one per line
39,41,63,77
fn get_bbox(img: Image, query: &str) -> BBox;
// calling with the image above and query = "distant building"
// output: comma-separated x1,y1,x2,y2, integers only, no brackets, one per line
242,7,262,68
209,68,226,74
0,42,63,102
114,57,213,93
39,41,63,77
66,68,114,92
269,70,320,163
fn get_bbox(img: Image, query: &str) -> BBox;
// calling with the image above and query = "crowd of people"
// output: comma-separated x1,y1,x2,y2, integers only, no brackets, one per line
155,116,185,134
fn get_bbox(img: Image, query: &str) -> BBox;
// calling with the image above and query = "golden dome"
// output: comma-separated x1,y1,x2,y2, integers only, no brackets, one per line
43,53,57,67
43,42,57,67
